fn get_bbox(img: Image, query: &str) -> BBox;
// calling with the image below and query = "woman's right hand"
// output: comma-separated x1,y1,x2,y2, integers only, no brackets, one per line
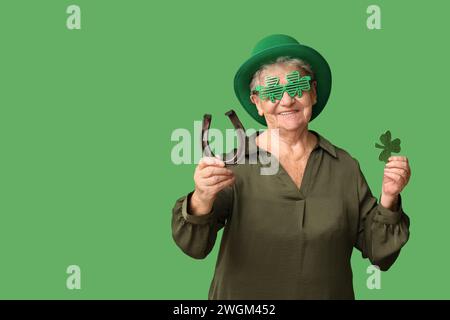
190,157,235,215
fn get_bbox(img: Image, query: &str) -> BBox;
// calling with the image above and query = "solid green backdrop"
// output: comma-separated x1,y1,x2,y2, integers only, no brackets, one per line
0,0,448,299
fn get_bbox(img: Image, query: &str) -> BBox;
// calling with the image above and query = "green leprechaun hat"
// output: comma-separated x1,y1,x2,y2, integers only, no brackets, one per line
234,34,332,126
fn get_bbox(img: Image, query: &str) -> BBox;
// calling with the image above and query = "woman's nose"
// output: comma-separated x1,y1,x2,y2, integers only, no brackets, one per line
279,91,294,106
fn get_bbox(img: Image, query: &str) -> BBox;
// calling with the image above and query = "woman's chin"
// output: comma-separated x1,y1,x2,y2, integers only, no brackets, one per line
277,117,306,131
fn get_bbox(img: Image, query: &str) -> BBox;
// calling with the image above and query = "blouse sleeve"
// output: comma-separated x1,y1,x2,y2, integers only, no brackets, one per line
353,159,410,271
171,186,234,259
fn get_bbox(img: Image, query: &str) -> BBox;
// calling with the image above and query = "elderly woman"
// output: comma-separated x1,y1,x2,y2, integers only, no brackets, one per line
171,34,411,299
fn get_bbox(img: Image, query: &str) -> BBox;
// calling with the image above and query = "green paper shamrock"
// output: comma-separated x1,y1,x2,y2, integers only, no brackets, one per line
375,130,401,163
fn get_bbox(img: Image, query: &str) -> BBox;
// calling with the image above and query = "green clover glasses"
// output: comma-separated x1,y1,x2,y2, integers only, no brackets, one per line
252,70,313,103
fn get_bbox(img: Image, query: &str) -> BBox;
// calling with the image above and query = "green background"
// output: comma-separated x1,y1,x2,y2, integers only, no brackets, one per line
0,0,448,299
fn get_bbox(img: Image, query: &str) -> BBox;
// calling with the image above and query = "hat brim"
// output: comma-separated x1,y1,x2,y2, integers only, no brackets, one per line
234,44,332,126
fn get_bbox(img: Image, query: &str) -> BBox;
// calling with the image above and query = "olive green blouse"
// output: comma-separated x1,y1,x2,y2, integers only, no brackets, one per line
171,130,410,300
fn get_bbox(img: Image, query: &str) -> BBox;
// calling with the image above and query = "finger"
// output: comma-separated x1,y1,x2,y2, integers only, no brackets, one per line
384,168,409,181
198,157,225,169
385,160,409,171
388,156,408,162
385,162,411,178
203,174,235,186
386,165,411,179
201,166,234,178
214,155,226,167
384,171,407,185
211,176,235,192
198,157,214,169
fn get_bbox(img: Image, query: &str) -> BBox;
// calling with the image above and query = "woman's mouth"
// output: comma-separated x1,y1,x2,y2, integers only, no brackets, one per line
278,110,299,116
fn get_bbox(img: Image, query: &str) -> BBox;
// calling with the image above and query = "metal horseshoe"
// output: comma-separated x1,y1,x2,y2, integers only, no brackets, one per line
202,109,246,165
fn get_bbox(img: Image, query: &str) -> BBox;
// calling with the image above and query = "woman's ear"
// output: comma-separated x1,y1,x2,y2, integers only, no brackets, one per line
250,95,264,116
256,106,264,116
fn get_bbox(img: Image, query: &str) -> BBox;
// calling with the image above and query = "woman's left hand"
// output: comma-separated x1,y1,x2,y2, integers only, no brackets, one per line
382,156,411,197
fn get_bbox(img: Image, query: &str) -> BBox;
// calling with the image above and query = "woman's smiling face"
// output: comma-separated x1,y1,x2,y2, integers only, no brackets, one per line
250,63,317,132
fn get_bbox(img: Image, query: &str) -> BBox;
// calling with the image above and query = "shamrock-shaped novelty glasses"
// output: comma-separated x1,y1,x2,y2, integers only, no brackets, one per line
253,70,313,103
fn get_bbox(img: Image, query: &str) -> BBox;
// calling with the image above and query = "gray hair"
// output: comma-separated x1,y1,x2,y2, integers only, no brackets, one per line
249,56,315,92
